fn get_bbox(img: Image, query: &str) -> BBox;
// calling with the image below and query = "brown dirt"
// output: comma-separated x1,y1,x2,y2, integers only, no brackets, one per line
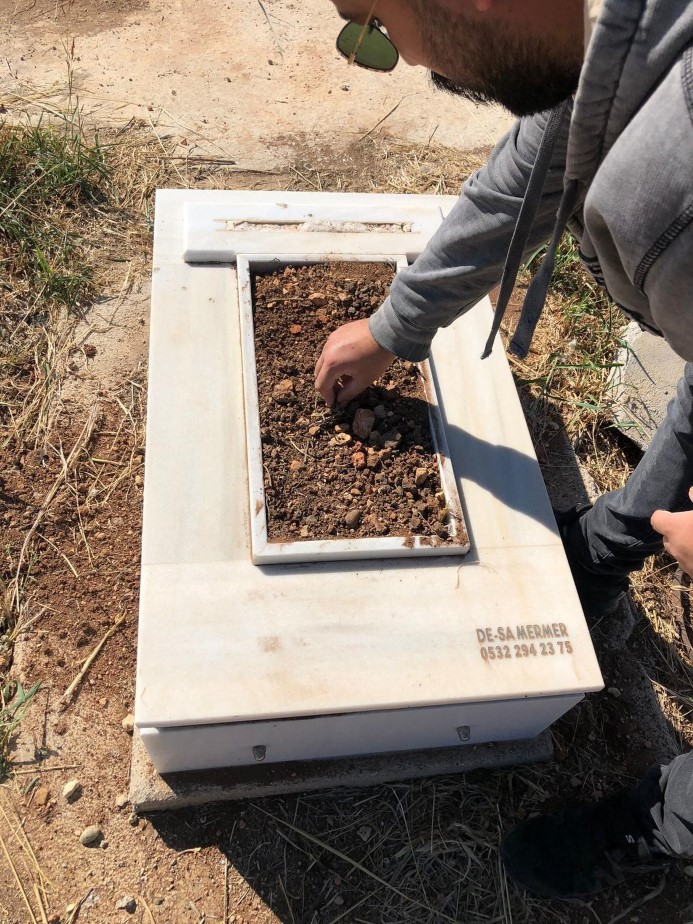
254,262,462,546
3,0,149,37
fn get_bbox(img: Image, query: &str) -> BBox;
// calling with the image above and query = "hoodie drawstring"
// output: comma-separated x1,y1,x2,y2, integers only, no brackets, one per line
509,178,580,358
481,99,572,360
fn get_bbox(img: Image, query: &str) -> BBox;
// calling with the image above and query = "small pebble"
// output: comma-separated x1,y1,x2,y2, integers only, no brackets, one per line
353,408,375,439
116,895,137,913
684,865,693,878
115,793,129,810
79,825,102,846
414,467,428,487
308,425,320,436
289,460,304,472
62,779,81,802
122,713,135,734
351,451,366,470
272,379,294,402
344,509,361,529
128,812,140,827
607,687,622,698
34,786,50,806
357,825,372,842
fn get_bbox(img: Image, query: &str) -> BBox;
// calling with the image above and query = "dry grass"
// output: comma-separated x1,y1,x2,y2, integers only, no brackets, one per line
0,104,160,777
287,134,487,196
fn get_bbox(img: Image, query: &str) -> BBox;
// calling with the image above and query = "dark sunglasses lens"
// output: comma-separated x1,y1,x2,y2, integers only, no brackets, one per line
336,22,399,71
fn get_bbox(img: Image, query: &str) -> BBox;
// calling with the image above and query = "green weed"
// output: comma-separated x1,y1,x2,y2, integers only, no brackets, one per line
0,117,110,321
0,680,41,778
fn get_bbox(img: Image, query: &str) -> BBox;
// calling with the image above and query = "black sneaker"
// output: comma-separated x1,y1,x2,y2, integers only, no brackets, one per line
501,788,671,898
555,504,629,620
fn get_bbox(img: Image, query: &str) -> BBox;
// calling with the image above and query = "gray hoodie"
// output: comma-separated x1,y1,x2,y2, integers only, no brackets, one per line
369,0,693,362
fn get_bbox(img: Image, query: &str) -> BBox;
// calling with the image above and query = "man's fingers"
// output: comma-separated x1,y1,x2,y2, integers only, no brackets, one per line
334,374,366,406
315,356,343,406
650,508,672,536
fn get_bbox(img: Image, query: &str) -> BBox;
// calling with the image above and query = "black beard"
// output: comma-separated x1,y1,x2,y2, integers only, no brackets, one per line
430,68,579,118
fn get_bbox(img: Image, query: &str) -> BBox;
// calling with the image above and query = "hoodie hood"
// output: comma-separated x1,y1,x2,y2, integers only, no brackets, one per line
569,0,693,187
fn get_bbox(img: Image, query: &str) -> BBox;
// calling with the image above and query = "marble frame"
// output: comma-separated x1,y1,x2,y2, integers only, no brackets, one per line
236,253,470,564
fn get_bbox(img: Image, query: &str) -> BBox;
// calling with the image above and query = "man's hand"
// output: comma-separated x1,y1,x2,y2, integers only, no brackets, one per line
314,318,395,407
651,487,693,577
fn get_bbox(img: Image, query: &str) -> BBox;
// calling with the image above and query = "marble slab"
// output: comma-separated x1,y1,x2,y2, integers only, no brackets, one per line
136,189,604,773
182,192,458,263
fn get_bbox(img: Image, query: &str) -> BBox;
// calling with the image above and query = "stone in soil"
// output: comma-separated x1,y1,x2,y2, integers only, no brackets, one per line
62,779,81,802
344,509,362,529
79,825,103,846
415,467,429,487
34,786,50,806
121,713,135,733
116,896,137,913
353,407,375,439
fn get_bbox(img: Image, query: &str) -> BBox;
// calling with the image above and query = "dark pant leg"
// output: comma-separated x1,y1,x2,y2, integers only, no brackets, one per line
634,751,693,858
575,363,693,578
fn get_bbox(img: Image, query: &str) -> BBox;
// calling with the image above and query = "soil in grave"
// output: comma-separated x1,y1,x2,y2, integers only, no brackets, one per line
252,262,466,546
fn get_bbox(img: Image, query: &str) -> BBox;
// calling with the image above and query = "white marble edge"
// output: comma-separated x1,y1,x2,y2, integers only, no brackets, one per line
136,547,603,728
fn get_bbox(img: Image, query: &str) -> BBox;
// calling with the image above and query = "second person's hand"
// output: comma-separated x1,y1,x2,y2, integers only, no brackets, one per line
314,318,395,407
651,486,693,577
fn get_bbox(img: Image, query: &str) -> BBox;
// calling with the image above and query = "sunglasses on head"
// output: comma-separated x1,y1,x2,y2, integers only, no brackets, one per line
336,12,399,72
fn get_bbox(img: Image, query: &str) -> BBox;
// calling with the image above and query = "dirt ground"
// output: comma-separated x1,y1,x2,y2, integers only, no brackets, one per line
1,0,511,169
2,2,693,924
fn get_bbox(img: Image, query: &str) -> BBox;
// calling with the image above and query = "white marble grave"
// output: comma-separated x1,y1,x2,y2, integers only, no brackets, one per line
136,189,603,775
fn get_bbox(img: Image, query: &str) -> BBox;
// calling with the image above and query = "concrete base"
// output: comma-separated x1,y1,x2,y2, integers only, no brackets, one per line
129,729,552,812
611,323,685,451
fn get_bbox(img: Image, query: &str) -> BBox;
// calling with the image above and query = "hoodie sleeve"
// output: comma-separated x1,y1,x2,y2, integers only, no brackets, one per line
369,106,571,361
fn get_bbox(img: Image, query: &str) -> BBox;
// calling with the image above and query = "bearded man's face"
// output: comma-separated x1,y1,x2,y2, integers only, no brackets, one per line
332,0,583,117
